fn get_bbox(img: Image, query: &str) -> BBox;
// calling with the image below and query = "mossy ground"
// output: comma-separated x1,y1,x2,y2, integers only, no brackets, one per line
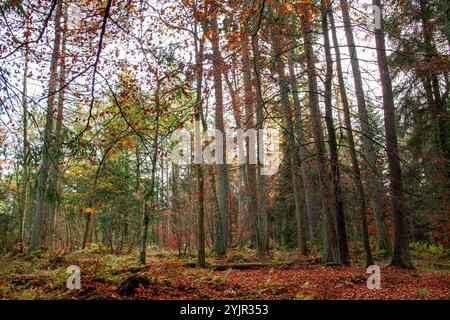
0,246,448,300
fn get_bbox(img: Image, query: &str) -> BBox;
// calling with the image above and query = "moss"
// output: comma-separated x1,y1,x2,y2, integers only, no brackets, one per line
295,292,315,300
417,288,429,298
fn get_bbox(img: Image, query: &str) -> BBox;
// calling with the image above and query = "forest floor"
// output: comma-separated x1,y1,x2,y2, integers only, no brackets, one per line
0,246,449,300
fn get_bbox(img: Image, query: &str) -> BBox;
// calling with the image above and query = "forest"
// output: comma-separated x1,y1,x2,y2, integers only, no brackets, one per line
0,0,449,301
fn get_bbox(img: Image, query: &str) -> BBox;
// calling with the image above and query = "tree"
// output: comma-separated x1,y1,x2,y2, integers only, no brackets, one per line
240,15,258,249
339,0,391,253
321,0,350,265
193,12,206,267
30,0,63,251
269,8,307,255
209,10,230,258
373,0,413,269
288,49,319,242
48,1,69,248
301,3,338,263
251,1,269,259
329,9,373,266
19,0,31,251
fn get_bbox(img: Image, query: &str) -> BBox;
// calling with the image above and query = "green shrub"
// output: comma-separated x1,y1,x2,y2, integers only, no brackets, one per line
410,242,448,267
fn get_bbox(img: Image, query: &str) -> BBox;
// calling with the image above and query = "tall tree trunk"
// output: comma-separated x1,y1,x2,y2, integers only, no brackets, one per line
270,16,307,255
48,2,69,249
329,9,375,266
301,5,339,263
339,0,391,253
19,1,31,251
251,23,269,260
211,14,229,258
321,2,351,266
30,0,63,251
373,0,413,269
139,83,160,264
288,50,319,241
172,163,182,256
135,143,141,249
241,32,258,249
224,69,248,248
139,143,158,262
194,20,206,267
139,87,161,264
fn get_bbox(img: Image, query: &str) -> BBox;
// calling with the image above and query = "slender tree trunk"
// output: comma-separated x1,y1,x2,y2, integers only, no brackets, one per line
211,14,229,258
194,21,206,267
172,163,182,256
241,33,258,248
224,70,249,248
251,23,269,260
339,0,391,253
329,10,375,266
81,151,108,250
48,2,69,249
30,1,63,251
288,50,319,241
134,143,141,249
301,6,339,263
139,83,160,264
19,2,31,251
372,0,413,269
270,17,307,255
321,2,350,265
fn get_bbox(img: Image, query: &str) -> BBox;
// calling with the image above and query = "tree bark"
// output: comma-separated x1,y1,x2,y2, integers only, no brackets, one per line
48,1,69,249
194,20,206,267
321,2,350,265
288,50,319,241
329,9,375,266
241,32,258,248
339,0,391,254
251,22,269,260
301,5,339,263
30,0,63,251
139,83,161,264
19,1,31,251
373,0,413,269
224,68,249,248
270,15,307,255
210,14,229,258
